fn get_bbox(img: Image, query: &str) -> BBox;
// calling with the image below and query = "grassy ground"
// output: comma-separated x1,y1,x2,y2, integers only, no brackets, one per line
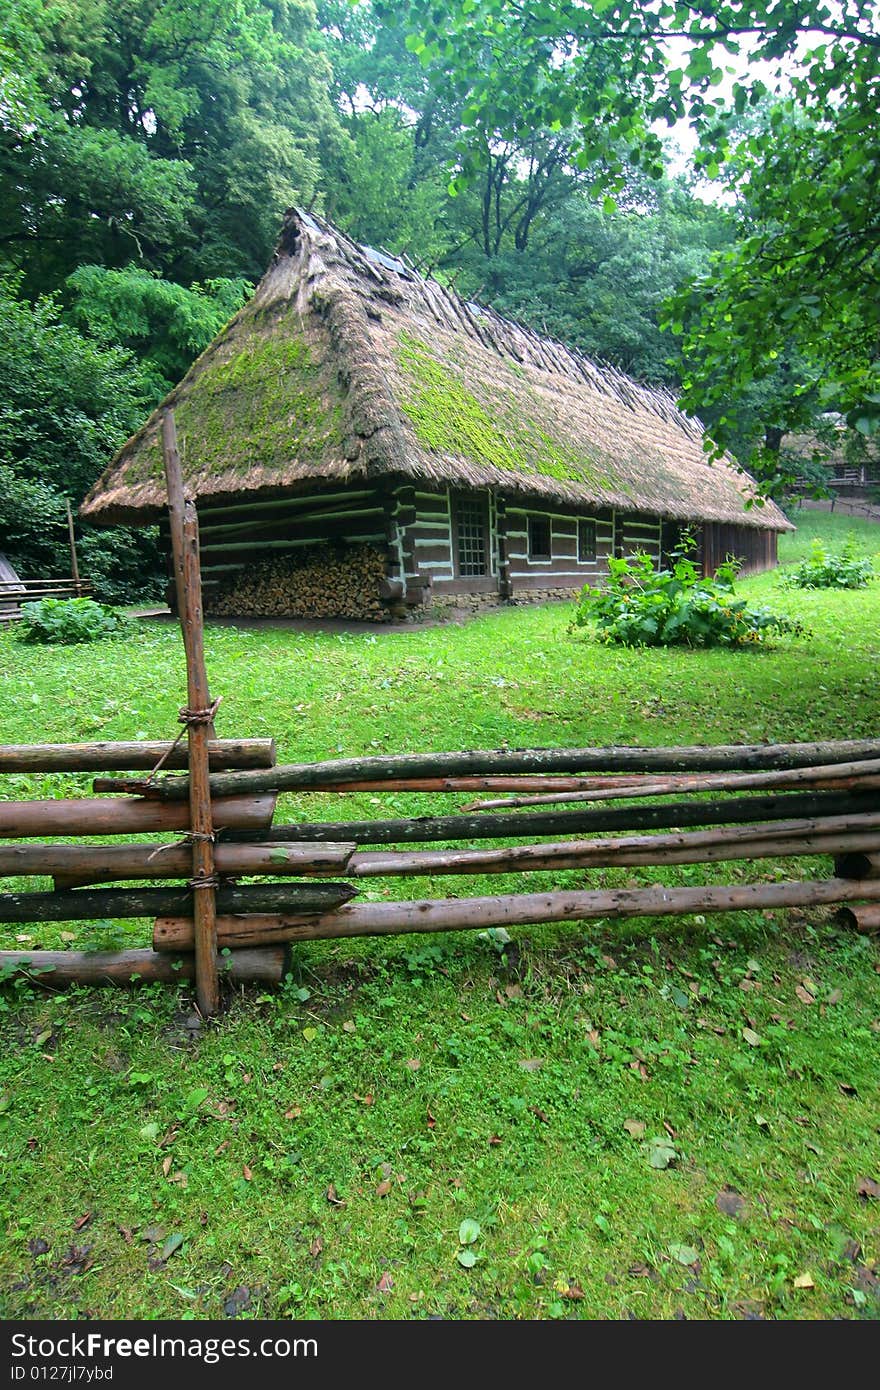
0,513,878,1321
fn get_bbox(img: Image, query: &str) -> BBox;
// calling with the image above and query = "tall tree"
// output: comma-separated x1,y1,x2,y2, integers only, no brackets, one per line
0,0,350,292
382,0,880,477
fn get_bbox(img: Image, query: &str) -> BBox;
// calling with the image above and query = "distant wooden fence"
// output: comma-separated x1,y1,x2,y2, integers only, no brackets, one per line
1,411,878,1017
0,578,93,622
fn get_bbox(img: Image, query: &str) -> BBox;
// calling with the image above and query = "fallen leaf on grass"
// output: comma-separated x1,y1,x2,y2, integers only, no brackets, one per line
284,1106,301,1120
793,1272,814,1290
826,988,843,1005
162,1155,173,1178
326,1184,345,1207
342,1020,356,1033
856,1176,880,1200
242,1165,253,1181
742,1028,762,1047
426,1108,436,1130
376,1271,394,1293
518,1058,544,1071
375,1179,392,1198
223,1286,252,1317
73,1212,92,1231
405,1058,421,1070
647,1137,677,1170
309,1237,323,1258
560,1283,585,1300
62,1245,93,1274
668,1243,699,1267
161,1233,185,1262
488,1134,502,1146
623,1119,646,1140
457,1249,478,1269
795,984,815,1006
715,1188,748,1219
27,1238,49,1256
838,1082,858,1096
529,1106,549,1124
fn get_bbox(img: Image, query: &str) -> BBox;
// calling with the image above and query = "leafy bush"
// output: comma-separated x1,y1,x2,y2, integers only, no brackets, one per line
13,598,133,645
573,543,803,648
781,537,875,590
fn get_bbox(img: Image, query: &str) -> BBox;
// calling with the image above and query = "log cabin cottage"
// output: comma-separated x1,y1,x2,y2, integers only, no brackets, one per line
81,209,792,621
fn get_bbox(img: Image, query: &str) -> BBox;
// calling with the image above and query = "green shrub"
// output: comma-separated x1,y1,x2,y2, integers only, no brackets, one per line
13,597,133,645
573,544,803,648
781,537,875,590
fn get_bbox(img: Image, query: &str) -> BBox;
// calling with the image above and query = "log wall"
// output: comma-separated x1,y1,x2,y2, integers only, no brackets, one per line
159,482,783,622
504,505,614,592
703,522,779,578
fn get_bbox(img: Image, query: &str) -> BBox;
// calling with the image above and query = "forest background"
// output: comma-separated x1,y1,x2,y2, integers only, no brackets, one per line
0,0,876,600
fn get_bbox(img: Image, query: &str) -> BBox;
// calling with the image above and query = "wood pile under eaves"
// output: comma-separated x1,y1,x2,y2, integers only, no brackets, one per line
207,544,391,621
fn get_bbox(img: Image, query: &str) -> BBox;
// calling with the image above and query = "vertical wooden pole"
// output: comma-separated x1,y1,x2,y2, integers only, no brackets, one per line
66,500,81,594
162,411,220,1017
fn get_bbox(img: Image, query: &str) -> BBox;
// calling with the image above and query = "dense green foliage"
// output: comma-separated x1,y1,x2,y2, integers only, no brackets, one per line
574,544,802,648
13,596,133,644
1,0,349,290
0,280,163,600
387,0,880,483
781,538,875,592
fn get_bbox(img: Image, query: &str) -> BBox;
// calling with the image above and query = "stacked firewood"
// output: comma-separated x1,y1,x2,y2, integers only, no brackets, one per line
207,544,391,621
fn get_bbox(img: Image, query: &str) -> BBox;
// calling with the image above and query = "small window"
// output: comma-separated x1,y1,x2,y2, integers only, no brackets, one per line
578,519,597,563
454,495,488,576
528,515,552,561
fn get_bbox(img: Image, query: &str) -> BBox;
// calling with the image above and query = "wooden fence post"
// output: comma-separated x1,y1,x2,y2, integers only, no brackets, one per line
162,410,220,1017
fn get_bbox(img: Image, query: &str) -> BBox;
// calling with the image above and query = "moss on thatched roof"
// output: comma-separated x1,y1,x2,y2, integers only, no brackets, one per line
81,209,792,532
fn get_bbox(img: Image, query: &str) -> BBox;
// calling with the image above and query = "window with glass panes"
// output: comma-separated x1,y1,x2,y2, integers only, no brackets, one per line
578,519,597,562
454,496,488,576
528,515,552,560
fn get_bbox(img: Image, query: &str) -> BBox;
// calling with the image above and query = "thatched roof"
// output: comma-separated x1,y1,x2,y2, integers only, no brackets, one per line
81,209,792,532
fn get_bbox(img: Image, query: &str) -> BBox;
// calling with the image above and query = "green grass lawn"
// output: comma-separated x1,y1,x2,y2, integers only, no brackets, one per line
0,512,878,1321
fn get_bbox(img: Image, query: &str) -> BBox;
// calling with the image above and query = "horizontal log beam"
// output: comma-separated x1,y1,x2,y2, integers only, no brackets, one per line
97,739,880,800
0,881,356,924
0,947,287,984
0,794,276,840
0,840,357,883
154,875,880,950
462,759,880,810
350,826,880,877
0,739,276,774
226,790,880,847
